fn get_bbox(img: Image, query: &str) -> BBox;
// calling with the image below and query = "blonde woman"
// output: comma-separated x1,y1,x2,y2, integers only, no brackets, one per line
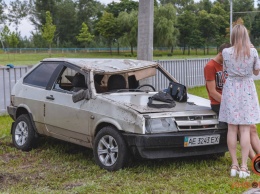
219,24,260,178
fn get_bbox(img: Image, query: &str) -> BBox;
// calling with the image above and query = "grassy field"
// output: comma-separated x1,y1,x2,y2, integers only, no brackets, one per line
0,52,215,66
1,81,260,194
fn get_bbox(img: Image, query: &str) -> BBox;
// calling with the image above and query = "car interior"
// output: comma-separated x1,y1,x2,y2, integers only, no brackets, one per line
53,66,157,94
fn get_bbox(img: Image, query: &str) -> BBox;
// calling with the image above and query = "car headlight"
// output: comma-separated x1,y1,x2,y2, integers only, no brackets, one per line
145,118,178,133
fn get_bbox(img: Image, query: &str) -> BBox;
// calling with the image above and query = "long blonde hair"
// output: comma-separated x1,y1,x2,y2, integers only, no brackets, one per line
231,24,251,60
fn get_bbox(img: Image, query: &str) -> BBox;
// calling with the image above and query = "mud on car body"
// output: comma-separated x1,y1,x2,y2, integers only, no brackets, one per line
7,58,228,171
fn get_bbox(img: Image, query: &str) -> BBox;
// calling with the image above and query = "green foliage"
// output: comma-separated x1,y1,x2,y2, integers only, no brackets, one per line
106,0,139,17
42,11,56,50
154,3,178,49
31,0,58,29
76,22,94,48
117,10,138,55
197,0,213,13
96,11,119,52
0,25,11,47
55,0,77,47
0,25,19,49
76,0,104,27
177,10,198,54
8,32,19,48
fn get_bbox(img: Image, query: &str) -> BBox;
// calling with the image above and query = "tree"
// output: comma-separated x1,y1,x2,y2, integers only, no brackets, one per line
197,0,213,13
0,25,11,50
8,32,19,49
96,11,119,54
117,10,138,55
31,31,48,48
232,0,254,31
0,0,6,23
154,3,178,53
55,0,77,47
159,0,196,14
251,3,260,44
7,0,29,34
197,10,227,54
106,0,139,17
177,10,197,54
76,22,94,48
233,0,254,21
76,0,104,26
210,2,229,48
30,0,57,29
42,11,56,56
215,0,230,12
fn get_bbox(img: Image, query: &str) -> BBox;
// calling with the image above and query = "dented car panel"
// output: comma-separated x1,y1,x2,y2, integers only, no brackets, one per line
7,58,228,171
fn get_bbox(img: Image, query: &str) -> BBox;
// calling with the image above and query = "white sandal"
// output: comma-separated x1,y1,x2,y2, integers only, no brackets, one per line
230,164,240,177
239,166,250,178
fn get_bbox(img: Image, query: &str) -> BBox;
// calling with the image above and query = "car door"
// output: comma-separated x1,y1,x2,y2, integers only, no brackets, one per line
43,64,91,146
22,62,61,134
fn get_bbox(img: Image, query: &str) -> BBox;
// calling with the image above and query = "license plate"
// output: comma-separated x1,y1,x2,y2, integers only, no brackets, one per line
184,134,220,147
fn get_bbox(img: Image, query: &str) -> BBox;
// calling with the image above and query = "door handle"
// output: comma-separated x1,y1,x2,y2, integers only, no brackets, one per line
46,95,55,100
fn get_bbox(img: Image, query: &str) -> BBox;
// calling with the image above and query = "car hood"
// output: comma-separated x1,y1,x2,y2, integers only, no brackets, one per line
101,92,211,113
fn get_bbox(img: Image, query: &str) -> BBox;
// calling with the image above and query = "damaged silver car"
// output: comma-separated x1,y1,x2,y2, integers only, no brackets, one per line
7,58,228,171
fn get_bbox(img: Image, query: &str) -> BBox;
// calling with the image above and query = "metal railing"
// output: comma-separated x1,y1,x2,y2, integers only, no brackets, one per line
1,58,260,115
0,66,29,115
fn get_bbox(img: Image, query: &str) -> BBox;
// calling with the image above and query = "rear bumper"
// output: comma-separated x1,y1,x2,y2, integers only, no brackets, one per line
123,129,228,159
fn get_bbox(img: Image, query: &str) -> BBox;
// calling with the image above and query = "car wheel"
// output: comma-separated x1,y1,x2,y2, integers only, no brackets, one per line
93,126,129,171
12,114,36,151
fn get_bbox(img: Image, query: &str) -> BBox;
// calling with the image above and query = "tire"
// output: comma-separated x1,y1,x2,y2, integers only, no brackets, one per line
93,126,130,171
12,114,36,151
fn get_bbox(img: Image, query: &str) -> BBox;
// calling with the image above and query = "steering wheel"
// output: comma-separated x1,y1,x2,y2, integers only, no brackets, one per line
136,84,156,91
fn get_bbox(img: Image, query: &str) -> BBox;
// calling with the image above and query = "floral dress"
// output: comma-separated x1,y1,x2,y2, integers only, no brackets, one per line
219,47,260,124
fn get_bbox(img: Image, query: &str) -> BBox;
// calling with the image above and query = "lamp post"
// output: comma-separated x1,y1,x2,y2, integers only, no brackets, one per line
230,0,233,42
137,0,154,61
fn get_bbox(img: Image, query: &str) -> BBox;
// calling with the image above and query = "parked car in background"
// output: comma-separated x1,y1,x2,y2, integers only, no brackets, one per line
7,58,228,171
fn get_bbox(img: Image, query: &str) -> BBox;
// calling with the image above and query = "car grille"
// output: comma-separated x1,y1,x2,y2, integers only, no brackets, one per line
174,115,219,131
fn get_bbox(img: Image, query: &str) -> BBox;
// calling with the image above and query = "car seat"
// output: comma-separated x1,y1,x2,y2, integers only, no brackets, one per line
107,74,126,91
71,73,86,92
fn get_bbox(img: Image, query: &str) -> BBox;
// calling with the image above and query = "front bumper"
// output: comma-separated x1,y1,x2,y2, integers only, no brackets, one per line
123,129,228,159
7,105,17,120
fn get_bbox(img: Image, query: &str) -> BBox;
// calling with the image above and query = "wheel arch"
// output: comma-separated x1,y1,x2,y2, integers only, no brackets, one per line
94,122,118,138
13,106,38,135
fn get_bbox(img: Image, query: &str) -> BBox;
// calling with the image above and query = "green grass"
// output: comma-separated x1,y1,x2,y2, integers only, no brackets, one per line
1,83,260,193
0,52,215,66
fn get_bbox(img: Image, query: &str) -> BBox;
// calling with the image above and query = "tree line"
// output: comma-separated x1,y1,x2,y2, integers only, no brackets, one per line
0,0,259,55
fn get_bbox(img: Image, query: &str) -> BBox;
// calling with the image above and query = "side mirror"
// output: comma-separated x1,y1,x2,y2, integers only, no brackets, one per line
72,89,90,103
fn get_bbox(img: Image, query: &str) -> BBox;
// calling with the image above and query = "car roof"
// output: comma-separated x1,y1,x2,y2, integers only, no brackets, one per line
41,58,158,73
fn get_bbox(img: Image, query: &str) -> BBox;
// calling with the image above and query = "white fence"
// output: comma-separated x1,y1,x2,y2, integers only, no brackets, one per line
1,58,259,115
